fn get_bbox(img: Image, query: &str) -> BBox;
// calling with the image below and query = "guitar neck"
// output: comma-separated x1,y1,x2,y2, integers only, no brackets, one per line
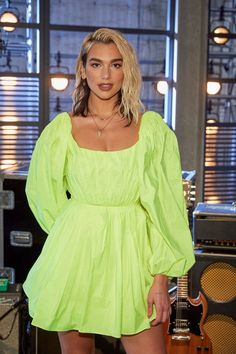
177,274,188,300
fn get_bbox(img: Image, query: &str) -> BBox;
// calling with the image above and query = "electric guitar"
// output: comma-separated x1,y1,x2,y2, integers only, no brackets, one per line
163,274,212,354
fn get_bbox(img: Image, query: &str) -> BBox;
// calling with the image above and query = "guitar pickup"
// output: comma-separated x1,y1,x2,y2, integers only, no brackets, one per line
171,335,191,341
173,328,190,333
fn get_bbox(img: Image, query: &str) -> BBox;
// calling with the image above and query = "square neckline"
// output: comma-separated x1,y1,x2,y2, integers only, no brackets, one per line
67,111,147,153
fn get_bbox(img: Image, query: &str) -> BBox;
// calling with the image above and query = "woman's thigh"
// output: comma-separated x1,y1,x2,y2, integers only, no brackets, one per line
121,325,167,354
58,330,95,354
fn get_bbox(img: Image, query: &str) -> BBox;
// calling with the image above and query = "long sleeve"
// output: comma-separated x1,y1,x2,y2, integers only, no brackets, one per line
25,113,71,234
138,112,195,277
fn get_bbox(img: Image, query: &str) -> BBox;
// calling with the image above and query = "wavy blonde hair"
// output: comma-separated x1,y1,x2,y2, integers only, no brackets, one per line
72,28,144,124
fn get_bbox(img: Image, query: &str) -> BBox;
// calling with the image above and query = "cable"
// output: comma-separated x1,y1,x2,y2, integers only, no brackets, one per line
0,308,18,340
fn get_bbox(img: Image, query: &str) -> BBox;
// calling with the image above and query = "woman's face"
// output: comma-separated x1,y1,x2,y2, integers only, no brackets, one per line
81,42,124,102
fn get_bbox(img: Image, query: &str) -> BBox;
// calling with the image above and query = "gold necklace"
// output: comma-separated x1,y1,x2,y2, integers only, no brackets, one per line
89,108,115,121
89,109,117,137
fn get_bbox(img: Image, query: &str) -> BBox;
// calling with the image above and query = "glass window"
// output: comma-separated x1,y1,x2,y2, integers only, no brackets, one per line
49,31,167,117
204,0,236,203
50,0,168,30
0,28,39,73
0,0,176,168
0,0,39,24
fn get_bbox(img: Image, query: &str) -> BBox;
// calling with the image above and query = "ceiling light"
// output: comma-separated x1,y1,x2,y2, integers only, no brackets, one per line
51,74,69,91
211,5,230,45
207,81,221,95
156,80,168,95
50,51,69,91
212,26,230,45
0,1,20,32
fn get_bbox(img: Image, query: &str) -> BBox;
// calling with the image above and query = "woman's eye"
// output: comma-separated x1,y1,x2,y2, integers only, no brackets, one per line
91,63,100,68
113,63,122,69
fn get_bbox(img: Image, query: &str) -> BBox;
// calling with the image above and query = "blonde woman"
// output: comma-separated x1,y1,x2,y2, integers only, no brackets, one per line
23,28,195,354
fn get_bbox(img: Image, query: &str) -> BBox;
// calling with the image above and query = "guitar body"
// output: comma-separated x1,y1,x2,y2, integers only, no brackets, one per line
165,332,212,354
163,291,212,354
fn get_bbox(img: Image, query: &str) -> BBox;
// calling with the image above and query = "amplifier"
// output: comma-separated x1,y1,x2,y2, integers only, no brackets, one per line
0,162,47,283
193,203,236,251
0,284,22,354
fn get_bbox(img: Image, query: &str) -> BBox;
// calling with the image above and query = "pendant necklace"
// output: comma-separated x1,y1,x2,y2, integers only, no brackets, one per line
89,109,118,137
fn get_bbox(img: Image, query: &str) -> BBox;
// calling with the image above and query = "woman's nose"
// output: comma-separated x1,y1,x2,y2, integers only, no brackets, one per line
101,66,110,79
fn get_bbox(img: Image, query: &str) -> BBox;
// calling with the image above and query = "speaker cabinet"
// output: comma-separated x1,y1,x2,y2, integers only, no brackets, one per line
190,250,236,354
0,285,22,354
0,166,47,283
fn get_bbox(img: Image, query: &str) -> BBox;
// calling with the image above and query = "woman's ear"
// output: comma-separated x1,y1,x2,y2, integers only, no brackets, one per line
80,64,86,80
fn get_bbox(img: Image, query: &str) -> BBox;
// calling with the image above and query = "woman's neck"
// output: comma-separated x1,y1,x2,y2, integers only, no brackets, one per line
88,95,118,116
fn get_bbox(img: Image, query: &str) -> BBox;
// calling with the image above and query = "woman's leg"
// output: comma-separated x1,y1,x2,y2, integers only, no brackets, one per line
121,325,167,354
58,330,95,354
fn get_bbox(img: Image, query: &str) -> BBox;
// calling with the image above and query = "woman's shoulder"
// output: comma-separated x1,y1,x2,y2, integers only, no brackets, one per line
140,111,170,137
37,112,71,145
41,112,70,135
46,111,70,128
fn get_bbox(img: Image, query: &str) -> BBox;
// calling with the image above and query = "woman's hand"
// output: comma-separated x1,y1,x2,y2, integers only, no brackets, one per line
147,274,171,326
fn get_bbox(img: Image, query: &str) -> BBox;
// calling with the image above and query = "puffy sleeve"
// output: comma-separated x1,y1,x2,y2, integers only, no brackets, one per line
139,112,195,277
25,113,71,234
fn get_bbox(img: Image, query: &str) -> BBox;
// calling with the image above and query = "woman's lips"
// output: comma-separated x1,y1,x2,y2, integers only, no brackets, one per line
98,84,113,91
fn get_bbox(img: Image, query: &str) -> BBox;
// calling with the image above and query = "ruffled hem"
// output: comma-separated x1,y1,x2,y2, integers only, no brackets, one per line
23,201,154,338
26,307,157,339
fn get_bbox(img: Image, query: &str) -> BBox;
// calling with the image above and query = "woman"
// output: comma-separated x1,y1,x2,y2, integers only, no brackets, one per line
23,28,195,354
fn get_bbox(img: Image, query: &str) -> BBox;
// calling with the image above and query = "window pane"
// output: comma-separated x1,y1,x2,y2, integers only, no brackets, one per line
50,0,168,30
0,77,39,122
0,0,39,24
49,31,167,117
0,28,39,73
0,76,39,168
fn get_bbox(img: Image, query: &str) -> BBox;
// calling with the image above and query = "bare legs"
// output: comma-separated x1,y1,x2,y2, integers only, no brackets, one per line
58,331,95,354
58,325,166,354
121,325,167,354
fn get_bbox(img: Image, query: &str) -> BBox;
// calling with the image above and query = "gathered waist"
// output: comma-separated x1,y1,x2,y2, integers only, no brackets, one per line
69,198,141,210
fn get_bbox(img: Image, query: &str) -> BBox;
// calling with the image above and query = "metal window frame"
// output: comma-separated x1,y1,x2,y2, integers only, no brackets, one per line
0,0,177,133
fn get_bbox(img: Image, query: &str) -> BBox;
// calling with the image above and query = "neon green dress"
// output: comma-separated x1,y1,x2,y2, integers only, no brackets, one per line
23,111,195,338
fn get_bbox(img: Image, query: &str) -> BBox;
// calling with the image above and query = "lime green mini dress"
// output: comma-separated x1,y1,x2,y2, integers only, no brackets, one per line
23,111,195,338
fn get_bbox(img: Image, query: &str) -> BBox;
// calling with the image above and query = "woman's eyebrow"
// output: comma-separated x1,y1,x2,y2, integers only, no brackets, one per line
88,58,123,63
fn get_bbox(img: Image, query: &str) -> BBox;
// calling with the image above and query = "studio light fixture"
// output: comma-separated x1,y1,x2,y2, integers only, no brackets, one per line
154,60,169,95
207,60,222,95
51,74,69,91
156,80,168,95
50,51,69,91
212,26,230,45
207,81,221,95
0,0,20,32
211,5,230,45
